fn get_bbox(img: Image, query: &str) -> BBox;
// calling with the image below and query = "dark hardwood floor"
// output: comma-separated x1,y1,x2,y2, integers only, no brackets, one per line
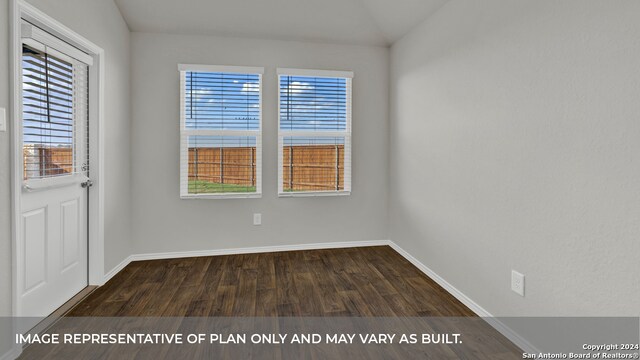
20,246,523,359
69,246,476,317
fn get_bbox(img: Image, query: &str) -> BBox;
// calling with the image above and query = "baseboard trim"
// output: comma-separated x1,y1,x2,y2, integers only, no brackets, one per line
0,346,21,360
102,255,133,284
103,240,391,284
482,317,539,354
387,242,539,354
130,240,391,262
386,242,490,316
100,239,537,353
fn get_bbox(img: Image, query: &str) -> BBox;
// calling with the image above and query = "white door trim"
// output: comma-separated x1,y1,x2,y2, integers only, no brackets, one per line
10,0,106,327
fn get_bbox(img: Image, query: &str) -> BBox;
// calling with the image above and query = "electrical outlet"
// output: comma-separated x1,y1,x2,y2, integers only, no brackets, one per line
0,108,6,132
511,270,525,296
253,213,262,226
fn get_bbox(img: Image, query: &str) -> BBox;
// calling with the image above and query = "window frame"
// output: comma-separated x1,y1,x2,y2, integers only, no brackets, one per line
178,64,264,199
277,68,353,197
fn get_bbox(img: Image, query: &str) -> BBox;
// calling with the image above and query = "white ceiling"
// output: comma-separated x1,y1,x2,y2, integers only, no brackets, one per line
113,0,448,46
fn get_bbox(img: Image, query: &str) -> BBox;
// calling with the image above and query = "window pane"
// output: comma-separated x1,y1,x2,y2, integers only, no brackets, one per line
188,135,258,194
282,137,345,192
22,44,84,180
185,72,260,130
280,76,346,131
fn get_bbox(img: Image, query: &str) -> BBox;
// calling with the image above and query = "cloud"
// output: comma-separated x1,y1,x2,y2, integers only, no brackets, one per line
186,88,213,101
287,81,313,94
241,83,259,92
193,88,212,95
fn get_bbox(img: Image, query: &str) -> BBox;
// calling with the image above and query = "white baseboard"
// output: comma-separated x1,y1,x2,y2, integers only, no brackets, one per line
100,239,537,353
482,317,539,354
0,346,21,360
103,240,390,283
130,240,391,262
386,242,491,316
102,255,133,284
387,242,539,354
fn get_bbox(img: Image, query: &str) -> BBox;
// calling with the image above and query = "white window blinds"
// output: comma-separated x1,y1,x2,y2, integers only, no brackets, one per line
179,64,263,198
21,22,90,181
277,68,353,196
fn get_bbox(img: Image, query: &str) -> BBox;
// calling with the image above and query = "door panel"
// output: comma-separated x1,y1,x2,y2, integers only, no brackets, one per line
61,198,79,270
22,207,47,293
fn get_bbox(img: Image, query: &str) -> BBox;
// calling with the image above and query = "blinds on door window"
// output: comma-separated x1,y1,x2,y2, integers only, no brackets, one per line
277,68,353,196
179,64,264,198
21,23,90,181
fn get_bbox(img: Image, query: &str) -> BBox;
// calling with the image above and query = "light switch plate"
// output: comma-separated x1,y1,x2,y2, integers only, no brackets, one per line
0,108,6,132
253,213,262,226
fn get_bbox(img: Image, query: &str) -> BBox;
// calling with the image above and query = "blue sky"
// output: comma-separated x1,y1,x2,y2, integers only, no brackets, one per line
186,72,347,148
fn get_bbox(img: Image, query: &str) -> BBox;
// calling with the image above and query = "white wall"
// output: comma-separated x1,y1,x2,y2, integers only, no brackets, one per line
24,0,133,273
390,0,640,318
130,32,389,255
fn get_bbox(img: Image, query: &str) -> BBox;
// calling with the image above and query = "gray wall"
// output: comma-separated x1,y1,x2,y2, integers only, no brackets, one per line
130,32,389,255
23,0,132,273
3,1,638,358
390,0,640,317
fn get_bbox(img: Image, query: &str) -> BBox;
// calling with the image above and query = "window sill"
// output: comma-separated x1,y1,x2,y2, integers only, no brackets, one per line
181,193,262,200
278,191,351,198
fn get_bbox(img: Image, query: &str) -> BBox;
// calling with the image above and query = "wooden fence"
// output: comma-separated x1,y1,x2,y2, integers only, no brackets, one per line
188,144,344,191
23,146,73,180
188,147,257,186
282,145,344,191
22,145,345,191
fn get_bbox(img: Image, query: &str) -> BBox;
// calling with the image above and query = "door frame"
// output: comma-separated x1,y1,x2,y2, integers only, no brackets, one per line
10,0,106,325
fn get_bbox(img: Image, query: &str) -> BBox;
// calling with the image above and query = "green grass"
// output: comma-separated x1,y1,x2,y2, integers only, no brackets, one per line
188,180,256,194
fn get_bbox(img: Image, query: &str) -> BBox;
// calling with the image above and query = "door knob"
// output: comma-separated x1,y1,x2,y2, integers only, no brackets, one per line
81,179,93,188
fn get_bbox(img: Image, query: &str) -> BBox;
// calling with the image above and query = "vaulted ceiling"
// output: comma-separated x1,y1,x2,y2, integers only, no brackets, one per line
113,0,448,46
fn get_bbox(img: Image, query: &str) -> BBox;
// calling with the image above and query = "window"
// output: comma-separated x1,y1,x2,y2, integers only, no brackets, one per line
22,22,91,181
179,64,263,198
277,68,353,196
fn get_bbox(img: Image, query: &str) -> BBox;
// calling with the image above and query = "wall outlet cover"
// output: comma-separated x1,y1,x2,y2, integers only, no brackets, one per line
511,270,525,296
0,108,6,132
253,213,262,226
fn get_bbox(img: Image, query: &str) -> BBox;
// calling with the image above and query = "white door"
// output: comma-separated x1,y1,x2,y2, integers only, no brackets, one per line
18,22,92,321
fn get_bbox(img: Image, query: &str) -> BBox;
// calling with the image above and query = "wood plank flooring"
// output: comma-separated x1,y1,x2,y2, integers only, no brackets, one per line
20,246,524,359
69,246,475,317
